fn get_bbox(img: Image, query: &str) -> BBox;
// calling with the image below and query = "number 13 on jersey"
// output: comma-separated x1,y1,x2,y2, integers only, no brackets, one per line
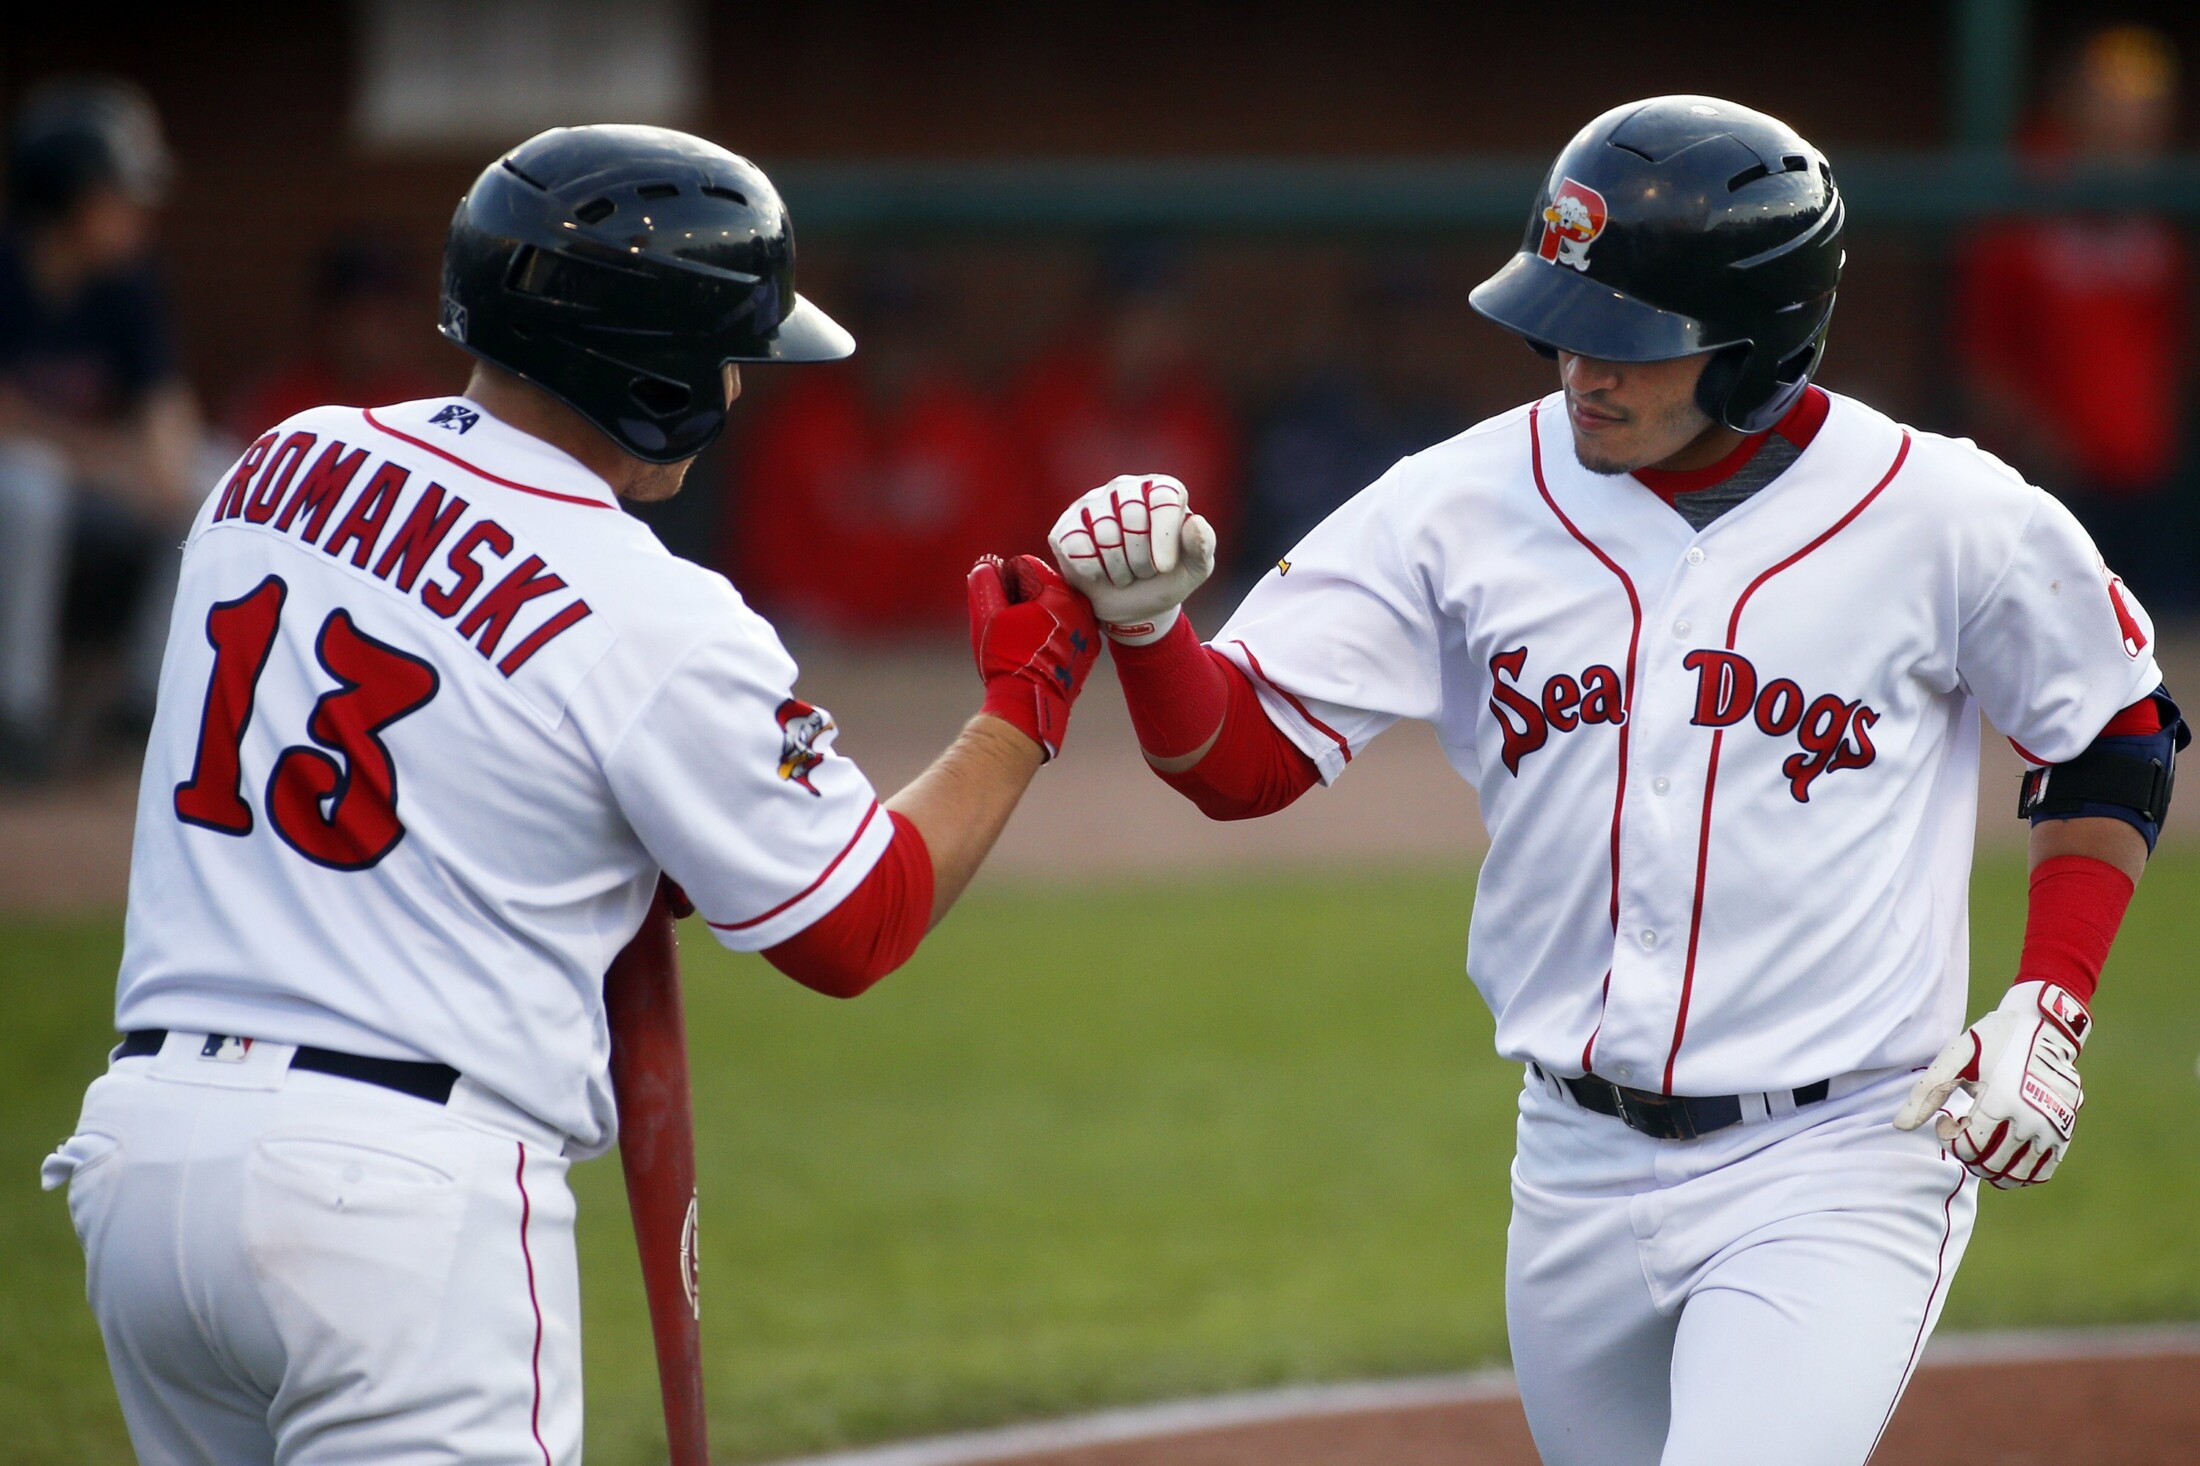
172,574,440,871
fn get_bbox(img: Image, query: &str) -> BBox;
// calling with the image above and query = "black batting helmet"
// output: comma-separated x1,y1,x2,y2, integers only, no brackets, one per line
1470,96,1844,433
439,124,853,464
6,76,172,227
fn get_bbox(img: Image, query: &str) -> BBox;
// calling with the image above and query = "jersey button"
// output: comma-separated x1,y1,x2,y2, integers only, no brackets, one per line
1639,928,1658,949
1686,547,1706,564
1652,776,1671,795
1673,619,1692,638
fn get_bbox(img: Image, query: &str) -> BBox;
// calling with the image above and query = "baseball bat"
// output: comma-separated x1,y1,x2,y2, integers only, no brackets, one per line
604,880,710,1466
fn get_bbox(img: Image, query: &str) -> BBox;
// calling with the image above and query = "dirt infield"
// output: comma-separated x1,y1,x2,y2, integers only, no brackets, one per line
770,1329,2200,1466
11,619,2198,914
0,639,2118,915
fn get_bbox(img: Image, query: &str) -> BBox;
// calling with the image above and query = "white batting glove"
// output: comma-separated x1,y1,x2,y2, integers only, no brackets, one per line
1047,474,1217,645
1894,980,2091,1189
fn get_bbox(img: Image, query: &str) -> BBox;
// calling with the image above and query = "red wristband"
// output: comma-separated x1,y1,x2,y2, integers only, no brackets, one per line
2015,853,2136,1003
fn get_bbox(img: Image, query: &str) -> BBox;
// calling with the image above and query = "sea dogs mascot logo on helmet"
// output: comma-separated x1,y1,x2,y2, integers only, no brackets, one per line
774,698,836,796
1537,177,1609,272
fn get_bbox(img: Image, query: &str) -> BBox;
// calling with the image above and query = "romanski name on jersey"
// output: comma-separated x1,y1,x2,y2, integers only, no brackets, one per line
205,425,593,680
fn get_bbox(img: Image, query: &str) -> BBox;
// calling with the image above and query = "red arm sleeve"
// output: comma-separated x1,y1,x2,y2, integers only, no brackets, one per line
1110,615,1320,821
2005,691,2162,1002
761,810,935,998
2016,854,2134,1004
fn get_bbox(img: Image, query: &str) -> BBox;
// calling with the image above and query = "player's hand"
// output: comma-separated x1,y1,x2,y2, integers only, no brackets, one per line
1048,474,1216,645
1893,980,2090,1188
968,553,1101,762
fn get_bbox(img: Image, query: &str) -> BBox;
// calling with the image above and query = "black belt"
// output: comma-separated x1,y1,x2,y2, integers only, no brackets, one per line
1533,1062,1831,1141
117,1030,460,1106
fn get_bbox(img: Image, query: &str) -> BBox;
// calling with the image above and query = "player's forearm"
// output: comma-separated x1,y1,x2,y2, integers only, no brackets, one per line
761,584,1082,987
884,714,1043,925
2028,813,2147,882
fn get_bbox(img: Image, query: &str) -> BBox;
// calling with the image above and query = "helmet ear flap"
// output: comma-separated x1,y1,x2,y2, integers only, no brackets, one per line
1694,345,1749,427
1705,334,1827,432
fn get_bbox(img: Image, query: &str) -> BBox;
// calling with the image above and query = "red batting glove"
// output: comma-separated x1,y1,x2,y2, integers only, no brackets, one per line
968,553,1102,761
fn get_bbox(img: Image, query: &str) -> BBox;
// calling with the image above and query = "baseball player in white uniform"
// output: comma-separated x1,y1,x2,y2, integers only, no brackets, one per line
1049,97,2184,1464
43,126,1102,1464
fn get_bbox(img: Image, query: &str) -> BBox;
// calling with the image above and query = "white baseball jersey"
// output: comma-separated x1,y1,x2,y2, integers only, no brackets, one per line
1216,388,2160,1096
116,396,891,1151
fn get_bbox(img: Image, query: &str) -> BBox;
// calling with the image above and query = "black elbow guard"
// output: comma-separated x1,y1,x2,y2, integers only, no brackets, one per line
2018,686,2188,852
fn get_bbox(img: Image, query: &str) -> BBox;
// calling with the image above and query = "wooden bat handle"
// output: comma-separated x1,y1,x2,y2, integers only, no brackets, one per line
604,883,710,1466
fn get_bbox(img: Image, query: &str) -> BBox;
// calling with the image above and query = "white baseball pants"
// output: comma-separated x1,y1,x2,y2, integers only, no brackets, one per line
44,1035,582,1465
1506,1066,1977,1466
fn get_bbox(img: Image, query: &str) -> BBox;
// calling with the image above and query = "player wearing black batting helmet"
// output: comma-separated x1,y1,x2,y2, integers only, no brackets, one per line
1043,88,2177,1466
1471,94,1844,433
439,124,854,465
47,115,1106,1466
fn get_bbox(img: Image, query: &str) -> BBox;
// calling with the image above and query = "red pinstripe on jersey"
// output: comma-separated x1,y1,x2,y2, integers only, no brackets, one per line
706,800,882,933
1230,640,1354,765
1527,401,1642,1074
362,407,618,510
1664,432,1912,1093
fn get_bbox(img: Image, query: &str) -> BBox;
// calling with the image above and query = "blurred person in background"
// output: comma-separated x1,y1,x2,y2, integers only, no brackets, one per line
1955,23,2194,604
1239,254,1468,589
0,77,207,783
227,239,454,436
1010,240,1240,598
728,256,1023,636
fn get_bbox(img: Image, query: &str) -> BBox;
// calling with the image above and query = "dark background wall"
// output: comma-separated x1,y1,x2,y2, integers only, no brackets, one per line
3,1,2193,450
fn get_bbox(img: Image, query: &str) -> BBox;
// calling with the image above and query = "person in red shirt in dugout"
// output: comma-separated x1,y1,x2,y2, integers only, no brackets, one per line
1955,23,2195,604
726,260,1024,637
227,241,454,438
1009,243,1241,595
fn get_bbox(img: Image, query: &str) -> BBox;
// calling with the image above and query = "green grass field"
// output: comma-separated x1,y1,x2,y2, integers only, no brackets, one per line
6,854,2197,1463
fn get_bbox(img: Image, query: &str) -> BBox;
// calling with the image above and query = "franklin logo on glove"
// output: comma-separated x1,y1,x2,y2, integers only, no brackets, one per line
1896,980,2093,1187
1048,474,1216,646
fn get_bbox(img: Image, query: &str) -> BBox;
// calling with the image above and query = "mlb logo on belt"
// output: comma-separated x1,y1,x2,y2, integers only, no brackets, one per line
1538,177,1609,273
199,1034,253,1063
